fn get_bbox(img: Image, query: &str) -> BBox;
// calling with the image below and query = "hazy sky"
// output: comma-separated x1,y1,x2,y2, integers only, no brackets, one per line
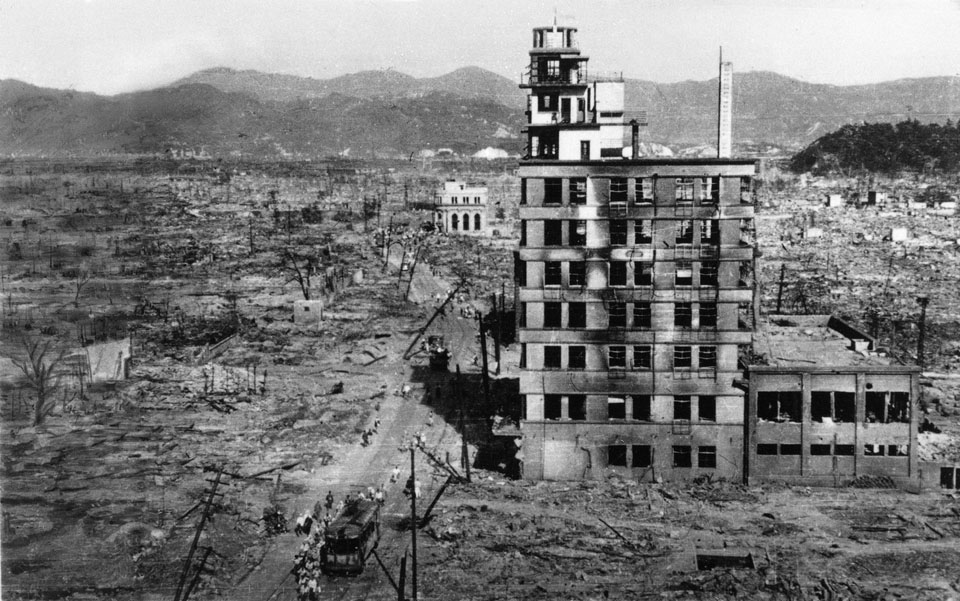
2,0,959,95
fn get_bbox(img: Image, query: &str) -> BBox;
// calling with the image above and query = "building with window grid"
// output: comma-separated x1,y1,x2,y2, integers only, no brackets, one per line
516,23,759,480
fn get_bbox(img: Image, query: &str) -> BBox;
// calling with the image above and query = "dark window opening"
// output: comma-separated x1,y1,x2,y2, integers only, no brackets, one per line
675,302,693,328
635,261,652,286
544,302,562,328
610,220,628,245
608,346,626,369
520,179,527,205
635,219,652,244
675,178,695,201
520,221,527,247
633,302,652,329
544,345,561,369
866,391,910,423
632,445,652,467
698,446,717,468
519,342,526,368
537,92,558,111
569,395,586,421
633,345,652,370
609,302,627,328
811,444,832,456
608,445,627,467
780,444,802,455
636,178,654,204
519,303,527,328
700,219,720,245
674,346,692,369
699,396,716,421
812,391,855,423
940,467,957,489
569,220,587,246
675,262,693,286
632,395,651,421
888,445,908,457
702,177,720,204
569,261,586,287
834,445,855,456
516,259,527,287
864,445,884,456
610,178,628,203
544,220,563,246
699,302,718,328
544,261,562,286
608,396,626,420
677,220,695,244
673,445,692,468
757,444,778,455
674,395,691,420
757,391,802,422
568,302,586,328
700,262,719,286
545,395,562,420
609,261,627,286
569,346,586,369
571,178,587,205
544,178,562,205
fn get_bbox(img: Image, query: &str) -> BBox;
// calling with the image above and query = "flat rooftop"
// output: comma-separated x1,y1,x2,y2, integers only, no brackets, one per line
752,314,905,370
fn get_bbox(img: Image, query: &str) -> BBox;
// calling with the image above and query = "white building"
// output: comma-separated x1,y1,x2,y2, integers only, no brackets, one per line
434,180,488,235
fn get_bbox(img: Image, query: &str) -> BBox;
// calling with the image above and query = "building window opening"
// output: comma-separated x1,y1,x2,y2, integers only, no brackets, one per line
520,221,527,246
608,445,628,467
780,444,802,455
519,342,526,368
569,220,587,246
451,214,459,230
866,391,910,423
544,345,561,369
609,261,627,286
633,445,652,467
569,395,587,421
700,219,720,245
811,444,832,456
609,302,627,328
700,262,719,286
674,346,692,369
941,467,958,489
812,391,855,423
544,178,562,205
610,220,628,245
462,213,470,231
610,178,628,204
698,446,717,468
699,396,716,421
568,302,586,328
757,444,778,455
677,220,695,244
635,219,653,245
633,345,652,370
701,177,720,204
635,261,652,286
520,179,527,205
569,345,586,369
834,445,855,456
537,92,558,111
676,262,693,286
757,391,802,422
608,345,627,369
452,196,458,205
675,178,695,201
674,395,692,420
545,395,562,420
673,445,692,468
888,445,908,457
632,395,652,421
544,220,563,245
544,261,562,286
675,302,693,328
544,302,562,328
699,302,718,328
636,178,654,204
474,214,481,230
608,396,626,420
571,178,587,204
864,444,884,456
569,261,586,287
634,301,652,329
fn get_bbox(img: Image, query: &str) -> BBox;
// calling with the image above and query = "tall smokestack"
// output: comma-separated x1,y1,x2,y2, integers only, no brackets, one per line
630,119,639,159
717,49,733,158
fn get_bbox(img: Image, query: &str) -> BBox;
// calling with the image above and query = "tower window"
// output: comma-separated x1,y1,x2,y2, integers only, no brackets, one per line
698,446,717,468
699,302,717,327
610,178,628,203
608,346,626,369
633,345,652,369
544,302,562,328
674,346,692,369
700,261,719,286
608,445,627,466
675,178,695,201
544,178,562,205
609,261,627,286
568,302,586,328
569,220,587,245
635,219,652,244
544,345,561,369
569,345,586,369
632,396,651,421
674,302,692,328
676,220,694,244
636,178,655,204
570,178,587,204
674,395,691,420
544,220,563,246
544,261,562,286
675,262,693,286
699,396,716,421
699,346,717,369
607,396,626,419
673,446,692,468
569,261,586,287
544,395,562,420
609,302,627,328
609,220,628,245
634,261,652,286
633,302,652,329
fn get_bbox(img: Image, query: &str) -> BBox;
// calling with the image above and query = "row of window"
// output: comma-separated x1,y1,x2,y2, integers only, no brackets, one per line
529,301,719,329
448,196,483,205
526,177,731,205
530,260,720,288
757,390,910,423
521,219,721,247
542,394,717,422
607,445,717,469
538,344,717,370
446,213,482,231
756,444,908,457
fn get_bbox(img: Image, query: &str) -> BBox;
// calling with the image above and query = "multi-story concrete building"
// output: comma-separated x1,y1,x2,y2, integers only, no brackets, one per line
435,180,488,235
516,23,758,481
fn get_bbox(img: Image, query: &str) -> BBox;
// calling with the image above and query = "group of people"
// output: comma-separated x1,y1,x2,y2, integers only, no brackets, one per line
360,418,381,447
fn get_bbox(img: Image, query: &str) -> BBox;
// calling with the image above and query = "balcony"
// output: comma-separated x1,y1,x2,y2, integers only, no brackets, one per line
521,67,588,87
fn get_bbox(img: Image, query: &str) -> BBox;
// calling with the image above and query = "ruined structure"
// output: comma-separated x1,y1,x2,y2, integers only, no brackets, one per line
516,23,758,480
434,180,488,235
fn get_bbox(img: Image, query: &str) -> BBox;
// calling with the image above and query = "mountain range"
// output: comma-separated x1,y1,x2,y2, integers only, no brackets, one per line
2,67,959,158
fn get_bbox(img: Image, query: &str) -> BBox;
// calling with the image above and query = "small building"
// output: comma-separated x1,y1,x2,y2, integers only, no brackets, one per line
434,180,488,235
826,193,844,208
747,315,920,488
294,299,324,325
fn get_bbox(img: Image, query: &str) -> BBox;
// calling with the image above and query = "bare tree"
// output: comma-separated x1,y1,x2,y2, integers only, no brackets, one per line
73,265,91,308
12,335,67,426
279,248,318,300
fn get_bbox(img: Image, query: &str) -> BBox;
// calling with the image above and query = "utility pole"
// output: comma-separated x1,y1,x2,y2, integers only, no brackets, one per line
776,263,786,313
456,365,471,482
917,295,929,373
409,447,418,601
478,314,491,406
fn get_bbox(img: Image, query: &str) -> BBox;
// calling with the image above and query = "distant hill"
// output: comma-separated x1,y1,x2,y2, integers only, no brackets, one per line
2,67,959,158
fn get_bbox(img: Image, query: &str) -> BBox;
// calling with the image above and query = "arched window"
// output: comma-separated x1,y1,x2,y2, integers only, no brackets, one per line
474,213,481,230
462,213,470,231
451,213,459,230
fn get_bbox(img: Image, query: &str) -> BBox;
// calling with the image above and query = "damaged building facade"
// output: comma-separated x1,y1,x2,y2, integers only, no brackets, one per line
516,24,759,481
434,180,488,235
514,23,921,486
